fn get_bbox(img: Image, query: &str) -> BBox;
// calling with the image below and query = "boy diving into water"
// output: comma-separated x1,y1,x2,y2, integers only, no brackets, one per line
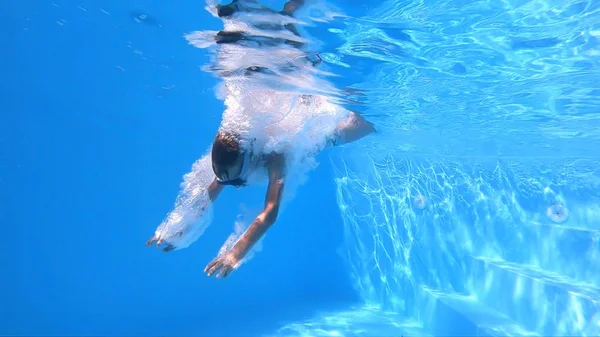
146,0,375,279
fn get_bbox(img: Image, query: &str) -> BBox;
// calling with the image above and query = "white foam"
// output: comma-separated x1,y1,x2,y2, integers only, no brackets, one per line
216,208,265,268
153,151,216,250
161,1,352,251
219,79,348,199
151,88,347,251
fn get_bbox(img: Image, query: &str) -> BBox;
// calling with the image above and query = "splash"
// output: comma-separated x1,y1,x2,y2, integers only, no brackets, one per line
188,1,352,192
153,0,352,251
216,205,264,267
153,151,215,250
186,0,351,153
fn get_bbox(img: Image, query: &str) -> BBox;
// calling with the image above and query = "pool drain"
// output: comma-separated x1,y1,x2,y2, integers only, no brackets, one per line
413,194,427,210
546,204,569,223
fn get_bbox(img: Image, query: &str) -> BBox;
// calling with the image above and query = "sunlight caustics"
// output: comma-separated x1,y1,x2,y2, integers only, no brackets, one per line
168,0,600,335
335,0,600,152
324,0,600,335
272,305,431,337
333,151,600,336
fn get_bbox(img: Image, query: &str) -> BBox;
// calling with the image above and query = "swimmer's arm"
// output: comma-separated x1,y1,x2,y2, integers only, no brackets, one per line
229,153,285,260
146,176,225,252
207,178,225,202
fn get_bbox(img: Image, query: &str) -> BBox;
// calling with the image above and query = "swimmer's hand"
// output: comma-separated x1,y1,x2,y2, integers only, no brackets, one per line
204,252,240,279
146,235,177,252
145,196,215,253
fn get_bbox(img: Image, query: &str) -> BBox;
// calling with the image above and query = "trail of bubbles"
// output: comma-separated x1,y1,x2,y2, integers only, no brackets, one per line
186,0,353,184
153,150,215,250
216,207,264,267
152,0,353,251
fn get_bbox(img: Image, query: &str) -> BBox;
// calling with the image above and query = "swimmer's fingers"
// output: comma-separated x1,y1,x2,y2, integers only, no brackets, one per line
205,258,222,276
216,264,234,279
205,254,237,278
146,236,158,247
146,235,175,252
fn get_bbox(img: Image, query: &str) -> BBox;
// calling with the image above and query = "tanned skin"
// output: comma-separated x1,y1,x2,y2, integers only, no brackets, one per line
202,112,374,278
204,152,285,278
146,0,376,278
146,112,374,274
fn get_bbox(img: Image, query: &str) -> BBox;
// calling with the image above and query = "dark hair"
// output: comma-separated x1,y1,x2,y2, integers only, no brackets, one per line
217,3,237,17
211,132,244,181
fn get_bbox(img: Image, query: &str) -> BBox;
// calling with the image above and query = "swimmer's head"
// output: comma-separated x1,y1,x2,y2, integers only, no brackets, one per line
211,132,249,187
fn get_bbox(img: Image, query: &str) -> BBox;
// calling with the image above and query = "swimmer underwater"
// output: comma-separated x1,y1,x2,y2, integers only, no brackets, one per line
146,0,376,279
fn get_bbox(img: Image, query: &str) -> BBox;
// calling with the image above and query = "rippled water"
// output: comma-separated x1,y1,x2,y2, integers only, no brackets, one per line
181,0,599,335
237,0,600,336
193,0,599,158
187,3,346,99
329,0,599,158
321,1,599,336
152,1,356,253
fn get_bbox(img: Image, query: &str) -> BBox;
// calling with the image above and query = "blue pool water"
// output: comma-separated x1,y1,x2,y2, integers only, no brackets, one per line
3,0,599,336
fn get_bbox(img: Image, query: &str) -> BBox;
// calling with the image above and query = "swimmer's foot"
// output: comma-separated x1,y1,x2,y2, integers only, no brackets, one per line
145,235,176,252
204,253,239,279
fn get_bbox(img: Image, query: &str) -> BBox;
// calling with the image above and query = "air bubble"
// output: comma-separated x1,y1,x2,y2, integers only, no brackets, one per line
413,194,427,210
546,204,569,223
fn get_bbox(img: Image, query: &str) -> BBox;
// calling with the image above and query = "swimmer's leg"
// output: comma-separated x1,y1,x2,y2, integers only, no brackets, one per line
327,111,376,147
281,0,305,16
